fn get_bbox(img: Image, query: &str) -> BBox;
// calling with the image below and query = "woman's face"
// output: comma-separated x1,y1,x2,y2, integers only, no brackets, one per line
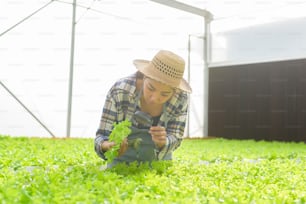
142,77,174,105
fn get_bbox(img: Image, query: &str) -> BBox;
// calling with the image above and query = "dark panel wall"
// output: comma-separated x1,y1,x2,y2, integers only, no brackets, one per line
208,58,306,142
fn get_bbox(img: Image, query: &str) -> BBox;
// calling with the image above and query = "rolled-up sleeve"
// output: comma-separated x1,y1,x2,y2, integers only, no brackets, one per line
94,79,135,160
94,90,118,160
157,93,188,160
94,134,108,160
157,134,183,160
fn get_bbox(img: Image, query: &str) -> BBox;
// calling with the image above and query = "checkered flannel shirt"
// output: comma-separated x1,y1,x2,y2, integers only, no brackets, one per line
94,72,189,160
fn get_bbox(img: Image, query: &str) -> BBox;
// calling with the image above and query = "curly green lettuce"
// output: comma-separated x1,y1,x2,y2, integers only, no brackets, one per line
104,120,131,162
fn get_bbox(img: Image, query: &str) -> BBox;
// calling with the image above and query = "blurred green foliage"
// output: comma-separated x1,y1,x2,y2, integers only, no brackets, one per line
0,135,305,203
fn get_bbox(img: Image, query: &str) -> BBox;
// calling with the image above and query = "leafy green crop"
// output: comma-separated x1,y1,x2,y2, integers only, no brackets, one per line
104,120,132,162
0,135,305,203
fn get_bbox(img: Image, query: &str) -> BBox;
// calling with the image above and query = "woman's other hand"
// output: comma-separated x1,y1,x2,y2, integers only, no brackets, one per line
149,126,167,149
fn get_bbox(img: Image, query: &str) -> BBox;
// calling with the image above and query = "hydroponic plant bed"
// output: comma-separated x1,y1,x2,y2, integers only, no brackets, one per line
0,135,305,203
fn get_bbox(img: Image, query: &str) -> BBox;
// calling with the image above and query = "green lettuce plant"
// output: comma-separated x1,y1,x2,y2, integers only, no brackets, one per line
0,135,305,203
104,120,131,162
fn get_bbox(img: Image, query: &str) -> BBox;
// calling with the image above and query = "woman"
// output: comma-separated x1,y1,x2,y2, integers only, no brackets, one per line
94,50,192,167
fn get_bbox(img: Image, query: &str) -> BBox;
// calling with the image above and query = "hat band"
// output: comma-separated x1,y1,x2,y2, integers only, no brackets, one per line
152,57,184,80
147,62,181,88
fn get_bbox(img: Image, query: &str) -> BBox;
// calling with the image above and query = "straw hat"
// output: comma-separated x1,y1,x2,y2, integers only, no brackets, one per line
133,50,192,93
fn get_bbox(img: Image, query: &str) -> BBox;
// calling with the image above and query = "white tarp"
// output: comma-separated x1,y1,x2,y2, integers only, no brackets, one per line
2,0,306,138
0,0,203,137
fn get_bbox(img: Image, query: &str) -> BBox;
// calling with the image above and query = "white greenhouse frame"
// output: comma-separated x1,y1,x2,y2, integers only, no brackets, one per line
0,0,213,138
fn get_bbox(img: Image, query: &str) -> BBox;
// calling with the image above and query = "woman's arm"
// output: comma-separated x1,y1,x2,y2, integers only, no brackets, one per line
156,92,189,160
94,89,118,160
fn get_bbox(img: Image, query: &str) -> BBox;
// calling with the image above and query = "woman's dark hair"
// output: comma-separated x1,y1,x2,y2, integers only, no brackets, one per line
137,70,179,94
136,71,144,79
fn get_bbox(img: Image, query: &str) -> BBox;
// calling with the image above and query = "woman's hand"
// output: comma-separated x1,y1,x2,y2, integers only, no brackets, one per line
101,138,128,156
149,126,167,149
101,141,115,152
118,138,128,156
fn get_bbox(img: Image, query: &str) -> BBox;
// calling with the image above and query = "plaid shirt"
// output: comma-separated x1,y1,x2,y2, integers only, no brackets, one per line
95,72,189,160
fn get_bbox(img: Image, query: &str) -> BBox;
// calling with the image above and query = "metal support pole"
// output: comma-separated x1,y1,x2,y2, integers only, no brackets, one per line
0,81,56,137
149,0,213,138
203,18,211,137
0,1,54,37
187,34,191,138
66,0,77,138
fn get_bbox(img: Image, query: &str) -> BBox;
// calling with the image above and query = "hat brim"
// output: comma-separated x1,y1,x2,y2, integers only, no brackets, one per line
133,59,192,93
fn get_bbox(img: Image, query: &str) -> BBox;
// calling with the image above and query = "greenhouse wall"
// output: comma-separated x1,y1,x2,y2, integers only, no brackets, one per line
211,17,306,64
208,58,306,142
208,17,306,142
